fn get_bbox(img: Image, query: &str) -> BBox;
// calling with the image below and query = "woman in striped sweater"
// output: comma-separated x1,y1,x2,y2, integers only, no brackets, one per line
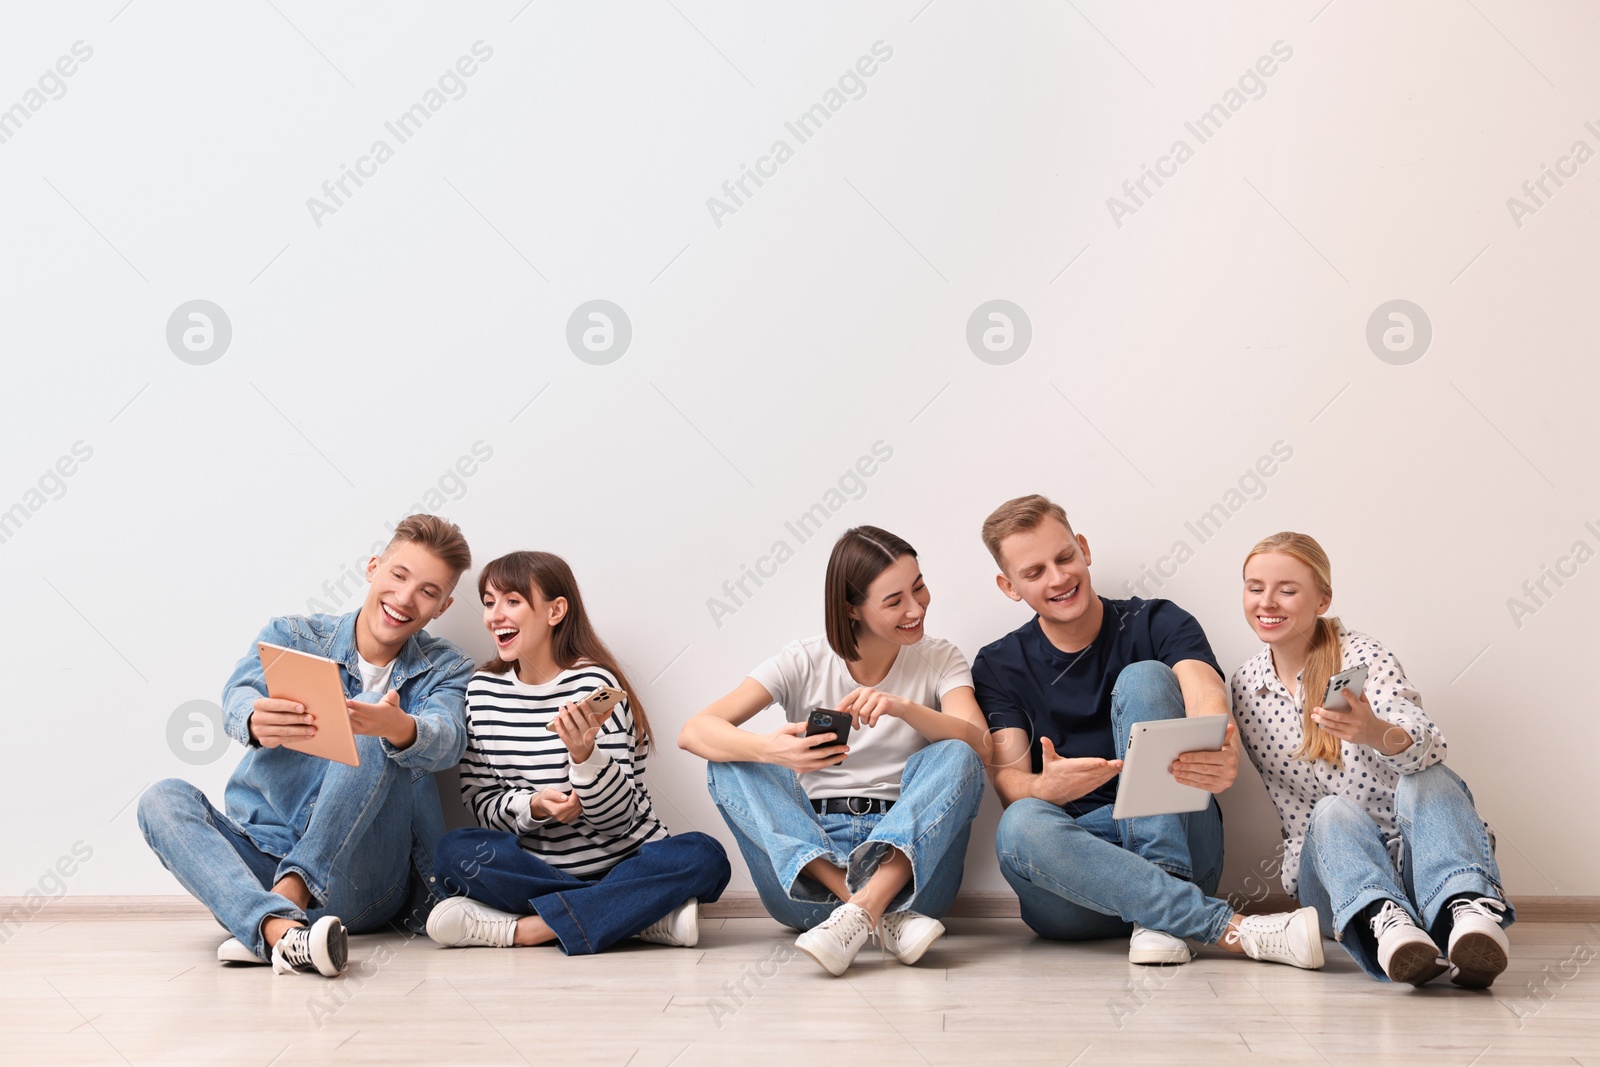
426,551,730,954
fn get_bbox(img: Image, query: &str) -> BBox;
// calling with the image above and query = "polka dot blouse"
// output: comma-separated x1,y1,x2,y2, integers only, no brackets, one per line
1229,622,1446,896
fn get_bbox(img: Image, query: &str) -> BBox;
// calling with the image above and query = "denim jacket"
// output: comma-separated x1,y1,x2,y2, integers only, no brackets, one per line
220,611,473,912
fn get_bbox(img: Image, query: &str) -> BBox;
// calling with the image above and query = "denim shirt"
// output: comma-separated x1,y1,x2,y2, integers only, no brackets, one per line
219,611,474,908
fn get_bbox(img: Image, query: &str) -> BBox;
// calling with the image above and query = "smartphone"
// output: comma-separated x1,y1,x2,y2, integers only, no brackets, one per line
548,685,627,731
1322,664,1369,711
804,707,853,744
577,685,627,717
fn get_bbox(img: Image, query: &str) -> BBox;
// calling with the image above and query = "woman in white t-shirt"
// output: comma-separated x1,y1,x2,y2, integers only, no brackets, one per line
680,526,988,977
1221,532,1513,987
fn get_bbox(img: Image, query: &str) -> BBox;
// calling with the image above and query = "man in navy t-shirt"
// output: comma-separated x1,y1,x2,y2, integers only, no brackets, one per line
972,494,1323,971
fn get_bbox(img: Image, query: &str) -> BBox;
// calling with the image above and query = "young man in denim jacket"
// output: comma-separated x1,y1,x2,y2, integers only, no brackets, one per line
138,515,475,977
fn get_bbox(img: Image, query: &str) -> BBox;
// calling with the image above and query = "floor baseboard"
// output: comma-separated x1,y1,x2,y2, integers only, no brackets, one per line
6,892,1597,923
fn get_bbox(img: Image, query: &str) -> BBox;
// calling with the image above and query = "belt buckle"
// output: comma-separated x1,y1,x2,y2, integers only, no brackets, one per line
846,796,873,816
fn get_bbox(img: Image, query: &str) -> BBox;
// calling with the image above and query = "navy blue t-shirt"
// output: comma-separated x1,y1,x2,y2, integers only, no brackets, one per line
972,597,1223,816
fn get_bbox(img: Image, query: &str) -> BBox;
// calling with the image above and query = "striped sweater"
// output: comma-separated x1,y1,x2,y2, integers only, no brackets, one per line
459,665,668,878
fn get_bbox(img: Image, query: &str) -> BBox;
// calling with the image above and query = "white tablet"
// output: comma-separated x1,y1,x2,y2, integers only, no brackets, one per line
1110,715,1229,821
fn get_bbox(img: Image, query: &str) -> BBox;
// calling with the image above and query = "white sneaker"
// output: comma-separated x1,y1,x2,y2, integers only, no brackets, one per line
1370,900,1446,986
425,896,519,949
638,899,699,947
1226,906,1325,970
1447,896,1509,988
795,903,875,977
270,915,348,977
216,936,267,965
1129,924,1192,965
879,910,945,965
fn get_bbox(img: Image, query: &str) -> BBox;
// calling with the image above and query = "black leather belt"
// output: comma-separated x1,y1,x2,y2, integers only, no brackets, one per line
812,796,894,815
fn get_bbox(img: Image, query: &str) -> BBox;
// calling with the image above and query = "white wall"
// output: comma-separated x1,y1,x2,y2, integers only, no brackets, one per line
2,1,1594,903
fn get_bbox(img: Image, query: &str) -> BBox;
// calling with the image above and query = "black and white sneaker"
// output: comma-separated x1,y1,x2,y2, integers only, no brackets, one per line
1447,896,1510,988
1370,900,1447,986
270,916,349,977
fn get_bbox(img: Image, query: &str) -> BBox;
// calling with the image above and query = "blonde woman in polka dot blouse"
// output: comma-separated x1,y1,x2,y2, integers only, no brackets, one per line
1227,532,1513,988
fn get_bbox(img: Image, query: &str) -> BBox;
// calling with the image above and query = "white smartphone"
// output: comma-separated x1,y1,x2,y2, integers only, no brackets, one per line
1322,663,1369,711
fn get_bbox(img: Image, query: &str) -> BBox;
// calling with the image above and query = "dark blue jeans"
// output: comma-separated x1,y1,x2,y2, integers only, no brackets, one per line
434,828,731,955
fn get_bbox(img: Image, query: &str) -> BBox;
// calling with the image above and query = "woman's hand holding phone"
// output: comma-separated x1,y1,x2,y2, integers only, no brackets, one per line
765,721,848,773
1311,688,1412,755
549,700,608,763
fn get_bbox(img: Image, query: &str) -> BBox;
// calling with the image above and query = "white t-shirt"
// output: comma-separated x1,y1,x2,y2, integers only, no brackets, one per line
747,634,974,801
356,654,395,697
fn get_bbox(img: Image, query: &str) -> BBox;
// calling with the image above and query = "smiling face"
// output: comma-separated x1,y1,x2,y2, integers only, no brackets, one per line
995,517,1096,626
359,541,457,660
847,553,930,649
1242,550,1331,653
481,580,566,668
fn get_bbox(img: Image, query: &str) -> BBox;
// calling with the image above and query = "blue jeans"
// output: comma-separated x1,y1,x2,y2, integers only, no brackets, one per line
137,734,416,959
707,739,984,931
1297,762,1514,979
434,829,731,955
995,662,1234,943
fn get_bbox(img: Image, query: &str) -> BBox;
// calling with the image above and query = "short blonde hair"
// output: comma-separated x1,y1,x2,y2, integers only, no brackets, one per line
981,494,1072,569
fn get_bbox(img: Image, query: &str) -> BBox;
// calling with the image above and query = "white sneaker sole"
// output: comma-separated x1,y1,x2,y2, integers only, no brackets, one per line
216,937,267,965
1292,907,1326,970
306,916,348,977
795,931,857,977
1449,931,1509,988
1129,943,1192,965
1382,939,1448,986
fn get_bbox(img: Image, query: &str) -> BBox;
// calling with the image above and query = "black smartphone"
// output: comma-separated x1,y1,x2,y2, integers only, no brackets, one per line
804,707,853,744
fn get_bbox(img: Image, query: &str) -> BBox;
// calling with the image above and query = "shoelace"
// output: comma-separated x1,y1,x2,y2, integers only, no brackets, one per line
276,929,314,970
825,905,877,947
1370,900,1416,941
1224,913,1288,958
1450,896,1506,925
467,911,517,946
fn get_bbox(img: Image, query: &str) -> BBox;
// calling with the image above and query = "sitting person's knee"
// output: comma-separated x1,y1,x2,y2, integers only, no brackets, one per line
995,798,1055,859
136,778,197,834
916,738,985,780
433,827,501,884
1309,793,1366,831
1112,661,1181,712
1395,761,1470,810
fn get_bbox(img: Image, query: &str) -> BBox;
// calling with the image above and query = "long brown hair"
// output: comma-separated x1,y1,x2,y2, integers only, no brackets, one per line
476,551,652,752
825,526,918,661
1244,532,1342,768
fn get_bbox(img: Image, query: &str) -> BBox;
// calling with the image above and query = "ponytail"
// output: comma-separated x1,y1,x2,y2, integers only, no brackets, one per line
1292,615,1344,768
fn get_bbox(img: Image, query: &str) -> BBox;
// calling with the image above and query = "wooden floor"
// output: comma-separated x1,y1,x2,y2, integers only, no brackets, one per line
2,915,1596,1066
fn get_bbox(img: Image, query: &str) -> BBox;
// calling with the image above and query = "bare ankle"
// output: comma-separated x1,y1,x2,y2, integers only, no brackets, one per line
1216,913,1246,954
512,915,556,947
261,916,303,949
270,873,312,910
